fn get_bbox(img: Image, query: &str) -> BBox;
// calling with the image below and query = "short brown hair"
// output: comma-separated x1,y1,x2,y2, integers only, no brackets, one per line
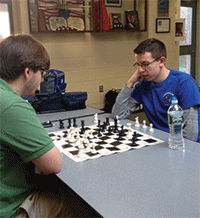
134,38,167,59
0,35,50,81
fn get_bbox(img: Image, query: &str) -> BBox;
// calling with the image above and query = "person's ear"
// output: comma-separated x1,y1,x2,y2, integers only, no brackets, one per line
24,67,32,79
159,56,166,67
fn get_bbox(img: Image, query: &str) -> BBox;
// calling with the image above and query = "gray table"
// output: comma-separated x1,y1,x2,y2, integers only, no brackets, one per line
42,112,200,217
37,106,104,124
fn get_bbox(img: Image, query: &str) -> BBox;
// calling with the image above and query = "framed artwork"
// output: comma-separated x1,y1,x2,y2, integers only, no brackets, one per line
105,0,122,7
110,13,123,30
175,18,185,41
156,18,170,33
157,0,169,17
125,11,140,30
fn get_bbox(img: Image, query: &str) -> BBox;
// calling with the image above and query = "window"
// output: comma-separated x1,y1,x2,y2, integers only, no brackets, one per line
0,0,13,39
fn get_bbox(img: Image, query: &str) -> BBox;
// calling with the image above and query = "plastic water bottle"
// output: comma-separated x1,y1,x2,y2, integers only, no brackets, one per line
167,96,185,149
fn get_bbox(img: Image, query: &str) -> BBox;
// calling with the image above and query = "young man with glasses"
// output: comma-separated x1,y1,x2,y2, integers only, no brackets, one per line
112,38,200,142
0,35,99,217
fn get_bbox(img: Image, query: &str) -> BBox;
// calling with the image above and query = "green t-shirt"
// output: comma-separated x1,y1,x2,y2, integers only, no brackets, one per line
0,79,55,218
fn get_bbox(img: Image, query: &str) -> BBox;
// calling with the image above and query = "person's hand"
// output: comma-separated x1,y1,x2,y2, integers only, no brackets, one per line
126,69,143,88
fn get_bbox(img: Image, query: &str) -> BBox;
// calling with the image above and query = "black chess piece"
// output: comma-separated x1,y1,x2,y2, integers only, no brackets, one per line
114,122,119,133
67,118,71,128
107,126,112,135
97,129,102,137
131,131,137,146
59,119,64,129
106,117,110,126
121,125,126,136
117,131,123,140
73,117,77,127
97,120,101,127
80,120,85,134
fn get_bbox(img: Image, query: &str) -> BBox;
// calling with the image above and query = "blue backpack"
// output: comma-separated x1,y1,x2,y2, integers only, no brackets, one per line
40,69,67,93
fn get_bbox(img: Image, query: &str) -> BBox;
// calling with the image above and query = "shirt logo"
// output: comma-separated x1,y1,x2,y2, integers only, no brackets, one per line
163,92,174,106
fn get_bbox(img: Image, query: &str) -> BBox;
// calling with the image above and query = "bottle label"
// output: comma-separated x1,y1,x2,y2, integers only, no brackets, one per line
168,113,184,125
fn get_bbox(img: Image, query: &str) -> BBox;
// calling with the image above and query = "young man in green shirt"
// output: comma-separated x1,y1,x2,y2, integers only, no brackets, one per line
0,35,98,217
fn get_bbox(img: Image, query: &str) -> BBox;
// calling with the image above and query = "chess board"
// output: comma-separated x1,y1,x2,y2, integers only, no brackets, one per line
49,122,164,162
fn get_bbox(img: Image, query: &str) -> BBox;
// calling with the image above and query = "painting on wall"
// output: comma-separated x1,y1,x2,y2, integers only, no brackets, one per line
105,0,122,7
125,11,140,30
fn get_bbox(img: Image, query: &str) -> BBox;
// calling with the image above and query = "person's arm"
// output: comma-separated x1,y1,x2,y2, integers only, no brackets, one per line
111,84,140,119
183,106,199,142
112,70,143,119
32,146,62,175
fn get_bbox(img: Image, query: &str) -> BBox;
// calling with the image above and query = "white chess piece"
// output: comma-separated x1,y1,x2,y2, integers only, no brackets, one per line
77,146,84,156
91,144,97,154
85,142,91,151
142,120,147,129
149,123,154,132
126,129,132,139
116,115,119,124
94,113,98,123
135,117,140,127
69,132,76,143
88,130,94,139
127,123,131,129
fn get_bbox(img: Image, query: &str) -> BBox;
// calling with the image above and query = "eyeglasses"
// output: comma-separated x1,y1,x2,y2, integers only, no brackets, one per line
40,68,49,78
133,56,162,69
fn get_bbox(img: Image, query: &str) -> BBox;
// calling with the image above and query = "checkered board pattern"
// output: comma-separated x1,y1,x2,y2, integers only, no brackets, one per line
49,122,164,162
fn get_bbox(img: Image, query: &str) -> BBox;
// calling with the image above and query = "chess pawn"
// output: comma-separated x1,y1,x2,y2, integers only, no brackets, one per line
142,120,147,129
77,146,84,157
91,144,97,154
126,129,132,139
149,123,154,132
135,117,140,127
127,123,131,130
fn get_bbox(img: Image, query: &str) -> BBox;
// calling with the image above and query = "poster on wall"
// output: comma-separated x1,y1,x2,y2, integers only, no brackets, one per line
157,0,169,17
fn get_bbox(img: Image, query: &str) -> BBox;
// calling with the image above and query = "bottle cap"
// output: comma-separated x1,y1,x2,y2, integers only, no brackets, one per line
172,96,178,103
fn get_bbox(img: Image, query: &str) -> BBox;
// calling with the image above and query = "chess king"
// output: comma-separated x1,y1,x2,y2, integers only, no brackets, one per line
112,38,200,142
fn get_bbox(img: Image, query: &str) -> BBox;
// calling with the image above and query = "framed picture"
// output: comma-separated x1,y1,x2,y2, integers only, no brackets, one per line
175,18,185,41
157,0,169,17
156,18,170,33
110,13,123,30
125,11,140,30
105,0,122,7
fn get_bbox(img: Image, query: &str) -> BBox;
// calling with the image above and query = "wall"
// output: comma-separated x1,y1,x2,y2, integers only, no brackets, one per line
12,0,189,109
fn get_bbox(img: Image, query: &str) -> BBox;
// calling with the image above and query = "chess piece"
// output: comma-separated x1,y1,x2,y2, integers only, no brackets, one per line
97,129,102,137
67,118,71,128
91,144,97,154
107,126,112,135
117,131,123,140
77,146,84,157
59,119,64,129
85,142,91,151
106,117,110,126
135,117,140,127
94,113,98,123
80,120,85,134
142,120,147,129
88,130,94,139
127,123,131,130
120,125,126,136
73,117,77,127
149,123,154,132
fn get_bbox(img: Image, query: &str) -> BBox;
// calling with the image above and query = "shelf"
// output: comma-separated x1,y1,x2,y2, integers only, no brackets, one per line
28,0,147,33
